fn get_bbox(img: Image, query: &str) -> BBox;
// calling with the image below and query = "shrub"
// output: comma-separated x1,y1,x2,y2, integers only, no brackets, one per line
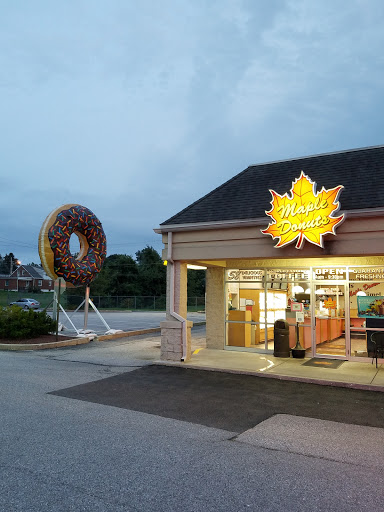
0,306,57,340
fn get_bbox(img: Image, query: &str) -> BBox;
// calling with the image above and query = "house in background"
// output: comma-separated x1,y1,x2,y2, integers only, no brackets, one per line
0,265,53,292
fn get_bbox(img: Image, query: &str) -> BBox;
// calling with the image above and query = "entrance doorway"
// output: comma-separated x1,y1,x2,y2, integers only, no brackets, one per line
313,283,347,358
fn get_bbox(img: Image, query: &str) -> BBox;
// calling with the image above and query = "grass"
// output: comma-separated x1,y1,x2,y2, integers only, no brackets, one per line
0,290,54,309
0,290,205,313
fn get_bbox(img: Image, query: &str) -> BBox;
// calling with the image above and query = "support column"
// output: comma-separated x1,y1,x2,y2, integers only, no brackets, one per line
161,261,192,361
206,267,225,349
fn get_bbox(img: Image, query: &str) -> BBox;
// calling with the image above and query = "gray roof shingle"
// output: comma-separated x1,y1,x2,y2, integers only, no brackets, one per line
15,265,50,280
161,145,384,226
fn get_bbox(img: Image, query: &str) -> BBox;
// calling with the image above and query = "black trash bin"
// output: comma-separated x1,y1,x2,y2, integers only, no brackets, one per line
273,319,290,357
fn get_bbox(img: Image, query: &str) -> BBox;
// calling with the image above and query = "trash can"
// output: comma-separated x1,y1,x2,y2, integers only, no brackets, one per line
273,319,290,357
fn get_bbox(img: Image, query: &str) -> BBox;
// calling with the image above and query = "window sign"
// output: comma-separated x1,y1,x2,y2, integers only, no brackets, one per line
267,269,310,281
349,267,384,281
313,268,346,280
357,296,384,317
261,172,344,249
227,269,264,281
324,298,337,309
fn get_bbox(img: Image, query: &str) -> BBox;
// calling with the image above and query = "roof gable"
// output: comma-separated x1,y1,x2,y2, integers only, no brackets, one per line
10,265,50,279
161,145,384,226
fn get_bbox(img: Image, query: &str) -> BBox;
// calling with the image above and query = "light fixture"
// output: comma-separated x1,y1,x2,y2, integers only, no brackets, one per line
292,285,304,294
356,291,367,296
163,261,207,270
304,288,311,294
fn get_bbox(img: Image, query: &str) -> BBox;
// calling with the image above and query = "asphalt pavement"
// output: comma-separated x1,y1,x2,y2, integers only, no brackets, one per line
51,364,384,431
1,326,384,511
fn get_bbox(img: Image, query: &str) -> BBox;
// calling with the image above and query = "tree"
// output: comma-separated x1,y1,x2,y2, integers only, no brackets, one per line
187,269,206,297
0,253,19,274
135,246,166,296
91,254,140,296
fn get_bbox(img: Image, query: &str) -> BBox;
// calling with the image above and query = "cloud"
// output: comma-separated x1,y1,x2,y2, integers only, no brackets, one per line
0,0,383,263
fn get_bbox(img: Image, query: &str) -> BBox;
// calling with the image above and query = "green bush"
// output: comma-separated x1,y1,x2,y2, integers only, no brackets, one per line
0,306,57,340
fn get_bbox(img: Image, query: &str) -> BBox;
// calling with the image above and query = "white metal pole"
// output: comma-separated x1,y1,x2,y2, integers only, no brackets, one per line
84,286,90,330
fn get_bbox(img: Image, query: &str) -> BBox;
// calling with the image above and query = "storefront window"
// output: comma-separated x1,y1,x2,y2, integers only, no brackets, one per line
225,265,384,361
225,270,264,348
349,267,384,359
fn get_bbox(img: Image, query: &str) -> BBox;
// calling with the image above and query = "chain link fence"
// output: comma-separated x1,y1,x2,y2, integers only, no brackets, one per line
63,295,205,311
0,290,205,312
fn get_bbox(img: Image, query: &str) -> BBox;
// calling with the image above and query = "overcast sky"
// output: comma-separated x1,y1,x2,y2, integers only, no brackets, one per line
0,0,383,264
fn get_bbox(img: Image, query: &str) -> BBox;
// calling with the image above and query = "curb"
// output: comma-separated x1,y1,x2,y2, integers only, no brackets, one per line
97,327,161,341
96,321,206,341
0,337,92,351
0,321,206,350
156,361,384,393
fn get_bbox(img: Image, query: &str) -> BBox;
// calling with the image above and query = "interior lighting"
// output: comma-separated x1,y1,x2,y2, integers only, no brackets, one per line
356,291,367,296
292,285,304,293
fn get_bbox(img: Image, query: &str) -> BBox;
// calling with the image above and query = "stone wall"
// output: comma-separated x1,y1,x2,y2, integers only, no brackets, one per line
161,262,192,361
206,267,225,349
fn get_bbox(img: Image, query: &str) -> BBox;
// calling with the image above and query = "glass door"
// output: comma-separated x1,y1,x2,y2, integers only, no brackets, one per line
313,283,346,358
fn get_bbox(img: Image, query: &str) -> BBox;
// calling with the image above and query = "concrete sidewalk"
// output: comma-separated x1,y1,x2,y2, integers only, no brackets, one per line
162,327,384,392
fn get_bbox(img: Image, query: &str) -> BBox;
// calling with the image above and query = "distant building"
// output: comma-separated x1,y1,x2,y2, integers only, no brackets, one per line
0,265,53,292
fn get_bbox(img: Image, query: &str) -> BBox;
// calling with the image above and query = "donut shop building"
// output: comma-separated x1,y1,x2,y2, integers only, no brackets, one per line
155,145,384,365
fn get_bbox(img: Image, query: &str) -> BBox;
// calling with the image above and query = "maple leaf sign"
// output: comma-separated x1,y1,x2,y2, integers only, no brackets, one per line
261,172,344,249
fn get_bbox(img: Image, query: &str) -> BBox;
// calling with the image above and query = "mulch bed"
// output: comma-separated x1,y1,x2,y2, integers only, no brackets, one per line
0,334,73,345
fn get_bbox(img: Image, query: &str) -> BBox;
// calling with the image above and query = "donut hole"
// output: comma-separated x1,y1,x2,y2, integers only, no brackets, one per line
69,233,81,259
70,232,88,262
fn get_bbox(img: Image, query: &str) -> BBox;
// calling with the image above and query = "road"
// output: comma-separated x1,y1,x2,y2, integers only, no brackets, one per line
1,328,384,511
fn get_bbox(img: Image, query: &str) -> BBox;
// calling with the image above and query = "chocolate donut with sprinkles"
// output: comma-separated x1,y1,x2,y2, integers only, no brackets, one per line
39,204,107,287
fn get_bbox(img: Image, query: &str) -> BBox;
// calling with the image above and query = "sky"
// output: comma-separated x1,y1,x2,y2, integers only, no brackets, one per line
1,0,383,265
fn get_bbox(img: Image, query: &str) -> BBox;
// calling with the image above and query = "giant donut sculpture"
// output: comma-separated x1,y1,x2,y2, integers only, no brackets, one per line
39,204,107,287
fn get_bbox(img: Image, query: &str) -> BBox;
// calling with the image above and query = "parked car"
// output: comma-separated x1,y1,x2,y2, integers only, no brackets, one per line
9,298,40,310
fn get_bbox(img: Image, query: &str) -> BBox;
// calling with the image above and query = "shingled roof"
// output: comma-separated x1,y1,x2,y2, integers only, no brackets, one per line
161,145,384,226
10,265,50,280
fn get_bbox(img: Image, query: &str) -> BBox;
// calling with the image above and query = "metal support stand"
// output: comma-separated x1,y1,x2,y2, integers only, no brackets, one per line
84,286,90,330
51,281,81,337
87,297,111,331
49,283,111,335
292,322,306,359
64,291,111,333
55,280,61,342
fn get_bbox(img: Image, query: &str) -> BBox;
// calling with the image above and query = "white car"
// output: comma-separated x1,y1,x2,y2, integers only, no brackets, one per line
9,298,40,310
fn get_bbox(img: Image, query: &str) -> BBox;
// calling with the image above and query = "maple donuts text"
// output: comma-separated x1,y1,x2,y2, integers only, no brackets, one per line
277,197,328,219
276,198,330,235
